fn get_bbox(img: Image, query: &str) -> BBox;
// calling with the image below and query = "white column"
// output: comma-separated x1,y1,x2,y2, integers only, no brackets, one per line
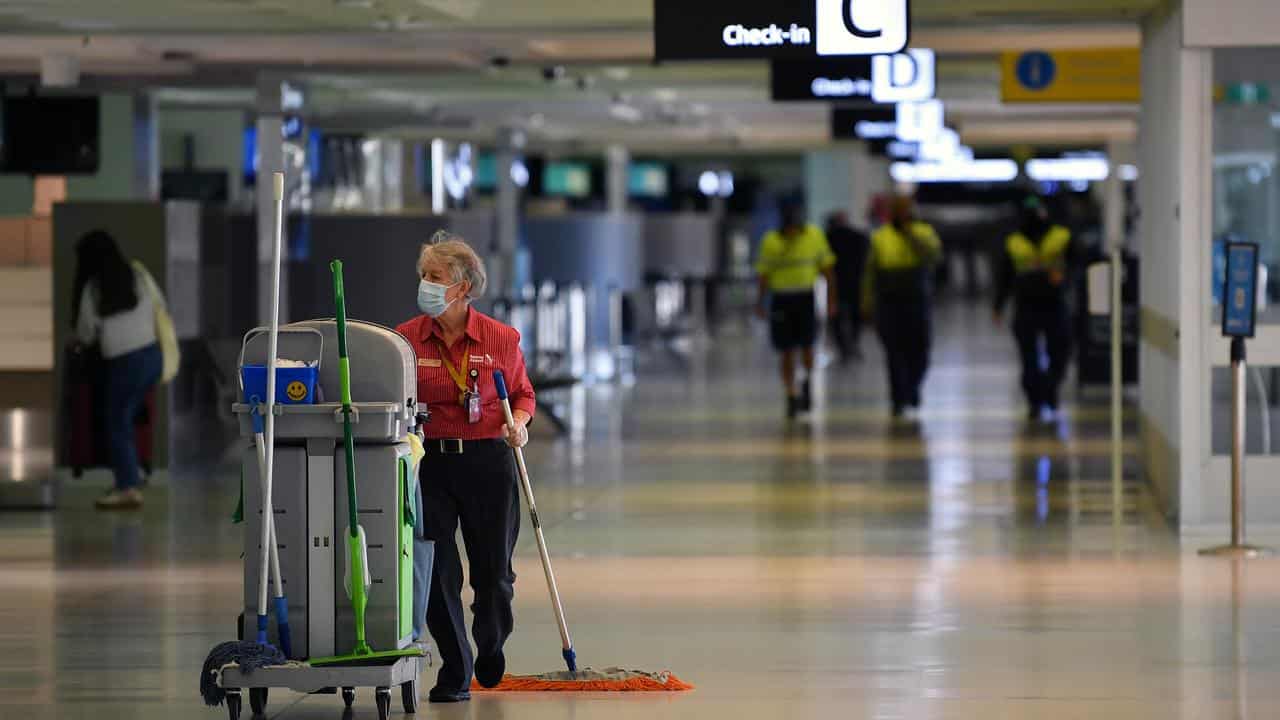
605,144,629,215
256,75,287,326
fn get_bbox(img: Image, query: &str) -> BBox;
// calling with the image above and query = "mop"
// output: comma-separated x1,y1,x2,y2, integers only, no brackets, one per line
470,371,692,693
200,171,291,706
309,260,423,667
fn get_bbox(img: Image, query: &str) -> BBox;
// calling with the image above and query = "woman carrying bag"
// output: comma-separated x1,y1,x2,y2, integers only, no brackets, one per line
72,230,180,509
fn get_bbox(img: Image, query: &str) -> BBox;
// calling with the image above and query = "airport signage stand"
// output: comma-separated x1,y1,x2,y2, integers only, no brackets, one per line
1201,242,1272,558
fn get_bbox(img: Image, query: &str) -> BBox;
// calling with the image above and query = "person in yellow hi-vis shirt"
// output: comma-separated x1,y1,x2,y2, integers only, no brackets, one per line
862,196,942,420
993,196,1076,422
755,202,838,419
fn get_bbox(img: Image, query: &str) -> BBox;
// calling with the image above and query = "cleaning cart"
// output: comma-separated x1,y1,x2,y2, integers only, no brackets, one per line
222,318,433,720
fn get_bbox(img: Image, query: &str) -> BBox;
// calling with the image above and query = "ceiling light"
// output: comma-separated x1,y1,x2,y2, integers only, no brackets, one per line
335,0,376,7
609,103,643,123
653,88,679,103
890,159,1019,184
603,67,631,81
510,160,529,188
698,171,720,196
1118,164,1139,181
1026,157,1110,182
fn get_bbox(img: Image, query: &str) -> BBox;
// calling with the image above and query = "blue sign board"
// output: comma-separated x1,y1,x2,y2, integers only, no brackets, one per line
1222,242,1259,338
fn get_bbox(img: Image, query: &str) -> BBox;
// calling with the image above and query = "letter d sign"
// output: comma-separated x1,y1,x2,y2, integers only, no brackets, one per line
816,0,910,56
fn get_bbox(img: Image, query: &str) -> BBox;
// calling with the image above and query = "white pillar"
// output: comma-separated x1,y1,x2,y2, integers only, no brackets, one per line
605,144,629,215
491,128,526,299
256,75,287,326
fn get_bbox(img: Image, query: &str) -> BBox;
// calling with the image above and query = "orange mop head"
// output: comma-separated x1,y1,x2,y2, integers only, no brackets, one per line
472,667,694,692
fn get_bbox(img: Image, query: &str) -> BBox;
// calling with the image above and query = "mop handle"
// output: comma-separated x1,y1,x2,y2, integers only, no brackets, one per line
494,371,574,655
258,171,285,626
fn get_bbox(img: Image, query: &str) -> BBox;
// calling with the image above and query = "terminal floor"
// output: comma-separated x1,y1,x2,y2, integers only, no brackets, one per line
3,302,1278,719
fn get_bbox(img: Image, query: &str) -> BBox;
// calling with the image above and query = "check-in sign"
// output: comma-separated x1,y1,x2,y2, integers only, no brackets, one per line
654,0,911,61
771,48,932,103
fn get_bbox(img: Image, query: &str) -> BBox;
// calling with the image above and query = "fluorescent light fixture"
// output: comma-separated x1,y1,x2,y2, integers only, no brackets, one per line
609,102,643,123
872,49,935,103
896,100,944,143
890,159,1019,184
1118,164,1139,181
855,120,897,139
717,171,734,197
698,170,720,196
1026,157,1110,182
510,159,530,188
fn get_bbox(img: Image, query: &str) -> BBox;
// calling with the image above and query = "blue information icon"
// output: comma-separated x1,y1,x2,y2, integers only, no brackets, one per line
1015,51,1056,91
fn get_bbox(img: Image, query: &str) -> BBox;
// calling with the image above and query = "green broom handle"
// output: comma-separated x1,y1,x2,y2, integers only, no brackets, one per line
331,260,359,536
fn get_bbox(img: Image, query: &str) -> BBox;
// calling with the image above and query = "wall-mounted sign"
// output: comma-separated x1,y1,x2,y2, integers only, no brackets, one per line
830,106,896,139
772,58,874,101
1000,49,1141,103
654,0,910,61
872,48,934,102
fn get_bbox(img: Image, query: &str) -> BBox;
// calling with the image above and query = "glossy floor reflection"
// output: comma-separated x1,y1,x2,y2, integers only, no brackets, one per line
3,303,1276,719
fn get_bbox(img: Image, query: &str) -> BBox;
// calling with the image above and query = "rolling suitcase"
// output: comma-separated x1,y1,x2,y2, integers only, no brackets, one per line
62,343,155,478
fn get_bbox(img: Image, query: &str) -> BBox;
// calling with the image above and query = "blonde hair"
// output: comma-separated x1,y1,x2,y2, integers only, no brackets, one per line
417,231,487,298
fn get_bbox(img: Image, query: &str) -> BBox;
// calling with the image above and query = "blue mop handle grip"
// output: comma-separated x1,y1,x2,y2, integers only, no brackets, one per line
493,370,508,400
257,614,269,645
563,647,578,672
274,597,292,658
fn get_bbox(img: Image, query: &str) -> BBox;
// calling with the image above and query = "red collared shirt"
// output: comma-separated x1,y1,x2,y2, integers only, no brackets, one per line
397,308,536,440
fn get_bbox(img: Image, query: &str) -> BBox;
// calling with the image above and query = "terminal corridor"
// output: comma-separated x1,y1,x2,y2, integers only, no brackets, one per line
5,302,1278,719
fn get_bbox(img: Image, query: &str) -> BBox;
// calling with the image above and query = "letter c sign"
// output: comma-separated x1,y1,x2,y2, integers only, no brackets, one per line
816,0,910,56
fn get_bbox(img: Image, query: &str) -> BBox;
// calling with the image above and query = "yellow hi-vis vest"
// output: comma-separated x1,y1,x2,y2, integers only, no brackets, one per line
1006,226,1071,282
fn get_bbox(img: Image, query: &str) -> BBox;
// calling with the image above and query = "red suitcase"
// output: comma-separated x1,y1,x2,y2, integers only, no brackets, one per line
62,344,155,479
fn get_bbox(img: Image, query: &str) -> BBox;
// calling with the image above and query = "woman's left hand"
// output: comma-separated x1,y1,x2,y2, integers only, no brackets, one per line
505,410,531,448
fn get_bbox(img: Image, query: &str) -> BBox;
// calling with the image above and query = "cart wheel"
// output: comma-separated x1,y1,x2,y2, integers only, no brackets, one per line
401,677,420,714
226,690,242,720
341,687,355,708
249,687,268,716
376,687,392,720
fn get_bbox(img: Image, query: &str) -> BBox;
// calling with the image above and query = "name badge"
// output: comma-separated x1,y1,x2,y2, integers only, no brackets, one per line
469,354,487,365
419,358,441,368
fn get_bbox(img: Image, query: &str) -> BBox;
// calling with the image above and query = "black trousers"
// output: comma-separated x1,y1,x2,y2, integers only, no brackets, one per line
1013,304,1071,410
420,440,521,692
876,300,932,411
828,292,863,360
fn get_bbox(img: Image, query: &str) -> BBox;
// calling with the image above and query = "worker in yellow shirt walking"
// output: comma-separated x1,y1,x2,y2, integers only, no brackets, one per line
862,196,942,420
993,196,1077,422
755,202,838,419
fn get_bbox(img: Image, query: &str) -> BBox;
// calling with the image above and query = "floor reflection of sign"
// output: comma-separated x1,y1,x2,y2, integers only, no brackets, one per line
1222,242,1259,338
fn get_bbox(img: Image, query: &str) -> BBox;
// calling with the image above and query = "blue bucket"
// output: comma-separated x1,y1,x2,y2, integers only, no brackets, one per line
241,365,319,405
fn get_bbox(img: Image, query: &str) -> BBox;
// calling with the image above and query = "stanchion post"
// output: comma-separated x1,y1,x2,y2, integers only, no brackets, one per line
1201,242,1270,558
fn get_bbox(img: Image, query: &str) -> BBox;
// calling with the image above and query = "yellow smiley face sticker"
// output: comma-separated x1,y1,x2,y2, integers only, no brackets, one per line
285,380,309,402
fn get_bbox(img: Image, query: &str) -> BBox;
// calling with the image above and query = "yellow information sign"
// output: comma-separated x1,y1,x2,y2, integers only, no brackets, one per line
1000,49,1140,103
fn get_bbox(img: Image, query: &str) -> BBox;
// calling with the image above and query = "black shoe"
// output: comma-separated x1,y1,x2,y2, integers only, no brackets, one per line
428,687,471,703
786,395,799,419
799,379,812,411
475,652,506,689
1027,406,1042,422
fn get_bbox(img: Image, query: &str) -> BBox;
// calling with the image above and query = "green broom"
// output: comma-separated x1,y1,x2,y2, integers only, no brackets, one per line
310,260,421,667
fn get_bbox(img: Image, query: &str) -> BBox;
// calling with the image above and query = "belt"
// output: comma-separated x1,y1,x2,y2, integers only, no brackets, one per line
421,438,506,455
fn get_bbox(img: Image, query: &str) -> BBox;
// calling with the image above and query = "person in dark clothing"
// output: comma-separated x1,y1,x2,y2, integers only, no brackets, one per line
993,196,1077,422
825,211,870,363
863,196,942,420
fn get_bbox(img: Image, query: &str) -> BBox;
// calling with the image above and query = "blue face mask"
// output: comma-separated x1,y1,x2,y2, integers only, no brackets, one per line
417,279,459,317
